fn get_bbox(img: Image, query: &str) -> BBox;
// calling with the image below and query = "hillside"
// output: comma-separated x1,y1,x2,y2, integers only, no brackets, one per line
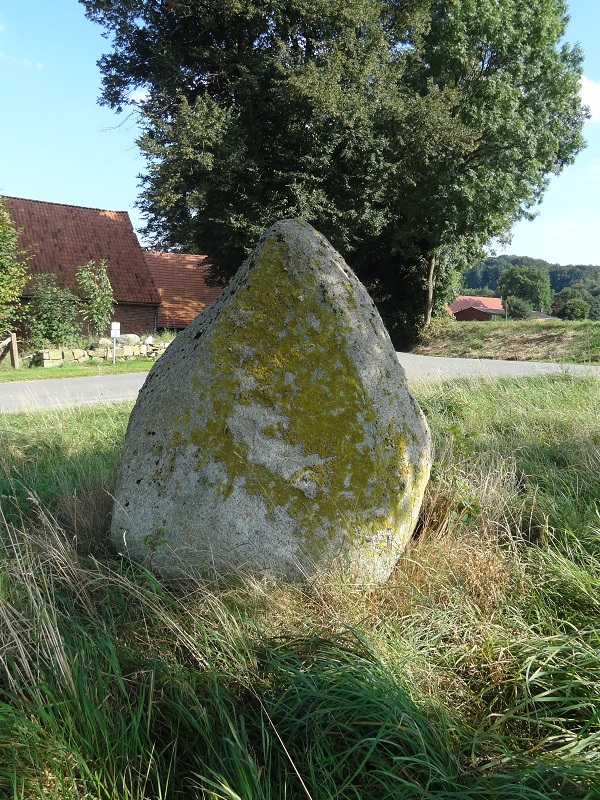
413,318,600,362
464,255,600,295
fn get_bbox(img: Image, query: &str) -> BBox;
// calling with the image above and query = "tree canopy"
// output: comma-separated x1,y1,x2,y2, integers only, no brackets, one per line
464,255,600,302
80,0,587,344
505,296,534,320
499,265,553,312
561,297,590,320
359,0,587,337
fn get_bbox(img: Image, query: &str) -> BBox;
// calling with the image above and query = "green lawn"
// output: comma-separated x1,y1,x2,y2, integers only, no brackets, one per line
0,357,154,382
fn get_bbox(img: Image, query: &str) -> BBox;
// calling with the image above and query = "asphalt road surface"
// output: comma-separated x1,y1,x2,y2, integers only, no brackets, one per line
1,354,599,414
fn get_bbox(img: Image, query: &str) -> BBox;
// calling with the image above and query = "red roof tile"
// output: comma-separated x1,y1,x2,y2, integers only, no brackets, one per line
143,251,222,329
3,196,161,305
450,295,504,314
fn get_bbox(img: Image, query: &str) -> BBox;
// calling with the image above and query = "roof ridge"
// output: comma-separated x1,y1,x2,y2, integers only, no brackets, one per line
1,195,128,215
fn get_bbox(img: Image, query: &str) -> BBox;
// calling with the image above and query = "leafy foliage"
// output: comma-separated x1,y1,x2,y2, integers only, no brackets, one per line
589,297,600,321
0,198,28,331
505,295,533,320
465,255,600,299
80,0,587,345
25,274,81,349
561,297,590,320
355,0,586,334
75,259,115,337
499,265,552,312
85,0,415,276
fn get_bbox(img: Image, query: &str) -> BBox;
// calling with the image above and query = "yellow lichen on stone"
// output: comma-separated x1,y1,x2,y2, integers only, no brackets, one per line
172,230,414,561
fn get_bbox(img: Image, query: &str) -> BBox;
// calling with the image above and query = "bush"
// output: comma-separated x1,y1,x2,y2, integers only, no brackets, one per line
505,295,533,319
561,298,590,320
589,297,600,321
75,259,115,337
0,198,28,331
25,274,81,348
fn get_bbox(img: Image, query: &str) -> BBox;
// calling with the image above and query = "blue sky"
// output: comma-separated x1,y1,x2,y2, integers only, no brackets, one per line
1,0,599,265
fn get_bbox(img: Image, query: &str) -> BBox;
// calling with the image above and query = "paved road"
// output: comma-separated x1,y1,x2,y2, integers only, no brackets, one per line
1,354,599,414
396,352,600,381
0,372,149,414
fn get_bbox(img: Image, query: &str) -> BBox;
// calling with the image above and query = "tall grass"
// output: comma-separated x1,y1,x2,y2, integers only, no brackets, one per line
0,403,129,548
1,375,600,798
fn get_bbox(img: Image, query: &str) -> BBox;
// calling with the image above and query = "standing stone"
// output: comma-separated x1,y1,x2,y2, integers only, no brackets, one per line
111,219,431,582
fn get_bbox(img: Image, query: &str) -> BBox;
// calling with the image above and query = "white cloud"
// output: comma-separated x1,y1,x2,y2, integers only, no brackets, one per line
0,51,44,69
581,75,600,122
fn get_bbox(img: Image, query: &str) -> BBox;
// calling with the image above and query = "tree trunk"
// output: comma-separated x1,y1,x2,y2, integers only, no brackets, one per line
424,252,436,327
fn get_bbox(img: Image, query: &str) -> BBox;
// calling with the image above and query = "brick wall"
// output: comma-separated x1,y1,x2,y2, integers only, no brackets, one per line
113,304,159,334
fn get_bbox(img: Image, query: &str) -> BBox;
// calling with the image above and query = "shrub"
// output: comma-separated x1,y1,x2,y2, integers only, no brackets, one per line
505,295,533,319
589,297,600,321
0,198,28,331
25,274,81,348
561,297,590,320
75,259,115,337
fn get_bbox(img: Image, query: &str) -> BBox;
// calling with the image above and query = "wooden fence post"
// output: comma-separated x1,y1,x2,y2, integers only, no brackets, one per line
9,331,19,369
0,331,20,369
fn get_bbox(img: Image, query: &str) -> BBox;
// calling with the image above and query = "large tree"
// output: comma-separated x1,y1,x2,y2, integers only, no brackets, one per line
81,0,587,344
82,0,425,277
499,265,553,312
352,0,587,340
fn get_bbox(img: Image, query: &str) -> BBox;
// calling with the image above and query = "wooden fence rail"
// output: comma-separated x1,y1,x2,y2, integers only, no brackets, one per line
0,331,20,369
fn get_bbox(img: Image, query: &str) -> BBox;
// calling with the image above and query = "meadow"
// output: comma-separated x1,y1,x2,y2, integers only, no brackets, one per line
414,318,600,363
1,374,599,798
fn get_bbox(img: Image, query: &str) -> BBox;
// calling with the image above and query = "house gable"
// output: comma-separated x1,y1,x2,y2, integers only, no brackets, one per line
3,196,161,307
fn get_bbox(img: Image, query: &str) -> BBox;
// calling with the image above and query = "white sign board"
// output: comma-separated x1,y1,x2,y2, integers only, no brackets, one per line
110,322,121,338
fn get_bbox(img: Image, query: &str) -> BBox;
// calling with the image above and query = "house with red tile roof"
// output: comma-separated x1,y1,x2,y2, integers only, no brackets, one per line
4,196,162,333
143,251,222,330
3,196,222,334
449,295,506,321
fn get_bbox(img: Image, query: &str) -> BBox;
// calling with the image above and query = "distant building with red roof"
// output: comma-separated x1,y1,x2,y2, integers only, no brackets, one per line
3,196,221,334
449,295,506,321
